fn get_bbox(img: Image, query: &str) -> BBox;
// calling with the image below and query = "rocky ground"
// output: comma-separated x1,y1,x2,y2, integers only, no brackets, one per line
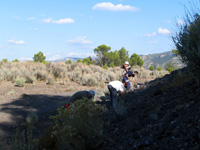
97,67,200,150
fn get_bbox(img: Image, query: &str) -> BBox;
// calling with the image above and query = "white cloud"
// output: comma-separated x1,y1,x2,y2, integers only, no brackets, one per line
27,17,36,20
67,36,92,45
93,2,139,11
144,32,156,37
8,39,26,45
158,27,171,35
41,18,74,24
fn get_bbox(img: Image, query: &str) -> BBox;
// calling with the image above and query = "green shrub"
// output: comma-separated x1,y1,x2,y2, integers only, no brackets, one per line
16,77,26,87
167,67,174,73
49,99,104,150
173,12,200,78
10,128,38,150
129,53,144,67
103,63,108,70
33,51,46,63
12,59,19,62
2,58,8,63
42,61,49,64
82,58,91,65
110,63,115,68
65,59,72,64
149,65,154,71
77,59,82,63
165,62,175,73
157,66,162,71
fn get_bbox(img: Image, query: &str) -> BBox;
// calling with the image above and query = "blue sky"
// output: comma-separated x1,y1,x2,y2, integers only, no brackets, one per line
0,0,193,61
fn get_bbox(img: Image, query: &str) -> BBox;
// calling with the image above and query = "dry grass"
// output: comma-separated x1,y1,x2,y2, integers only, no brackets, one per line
0,62,169,87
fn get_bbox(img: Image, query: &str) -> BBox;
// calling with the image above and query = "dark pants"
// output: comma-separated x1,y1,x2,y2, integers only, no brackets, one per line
122,75,130,90
108,85,118,109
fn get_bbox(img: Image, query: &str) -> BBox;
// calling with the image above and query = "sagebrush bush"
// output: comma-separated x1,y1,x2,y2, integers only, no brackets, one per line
0,60,168,86
90,64,104,74
10,68,22,82
93,72,102,81
107,71,118,81
16,77,26,87
47,77,54,85
81,65,92,74
26,113,39,127
50,63,67,79
71,63,79,70
35,71,48,81
49,99,104,150
0,71,5,81
10,128,38,150
81,74,98,86
25,75,36,84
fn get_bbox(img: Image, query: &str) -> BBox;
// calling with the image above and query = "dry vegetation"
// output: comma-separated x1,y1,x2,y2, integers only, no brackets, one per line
0,61,169,149
0,61,169,87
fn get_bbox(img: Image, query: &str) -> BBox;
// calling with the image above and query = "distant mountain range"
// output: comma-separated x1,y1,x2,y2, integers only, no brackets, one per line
50,51,185,69
139,51,185,69
49,57,81,62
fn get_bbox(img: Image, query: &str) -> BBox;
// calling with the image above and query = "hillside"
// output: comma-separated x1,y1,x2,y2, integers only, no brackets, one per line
0,62,199,149
97,67,200,150
50,51,185,70
140,51,185,69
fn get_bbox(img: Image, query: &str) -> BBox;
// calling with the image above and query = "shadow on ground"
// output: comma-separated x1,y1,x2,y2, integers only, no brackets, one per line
0,94,71,147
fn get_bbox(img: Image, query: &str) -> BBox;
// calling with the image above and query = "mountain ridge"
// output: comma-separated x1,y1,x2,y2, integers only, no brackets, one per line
50,51,185,69
139,51,185,69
